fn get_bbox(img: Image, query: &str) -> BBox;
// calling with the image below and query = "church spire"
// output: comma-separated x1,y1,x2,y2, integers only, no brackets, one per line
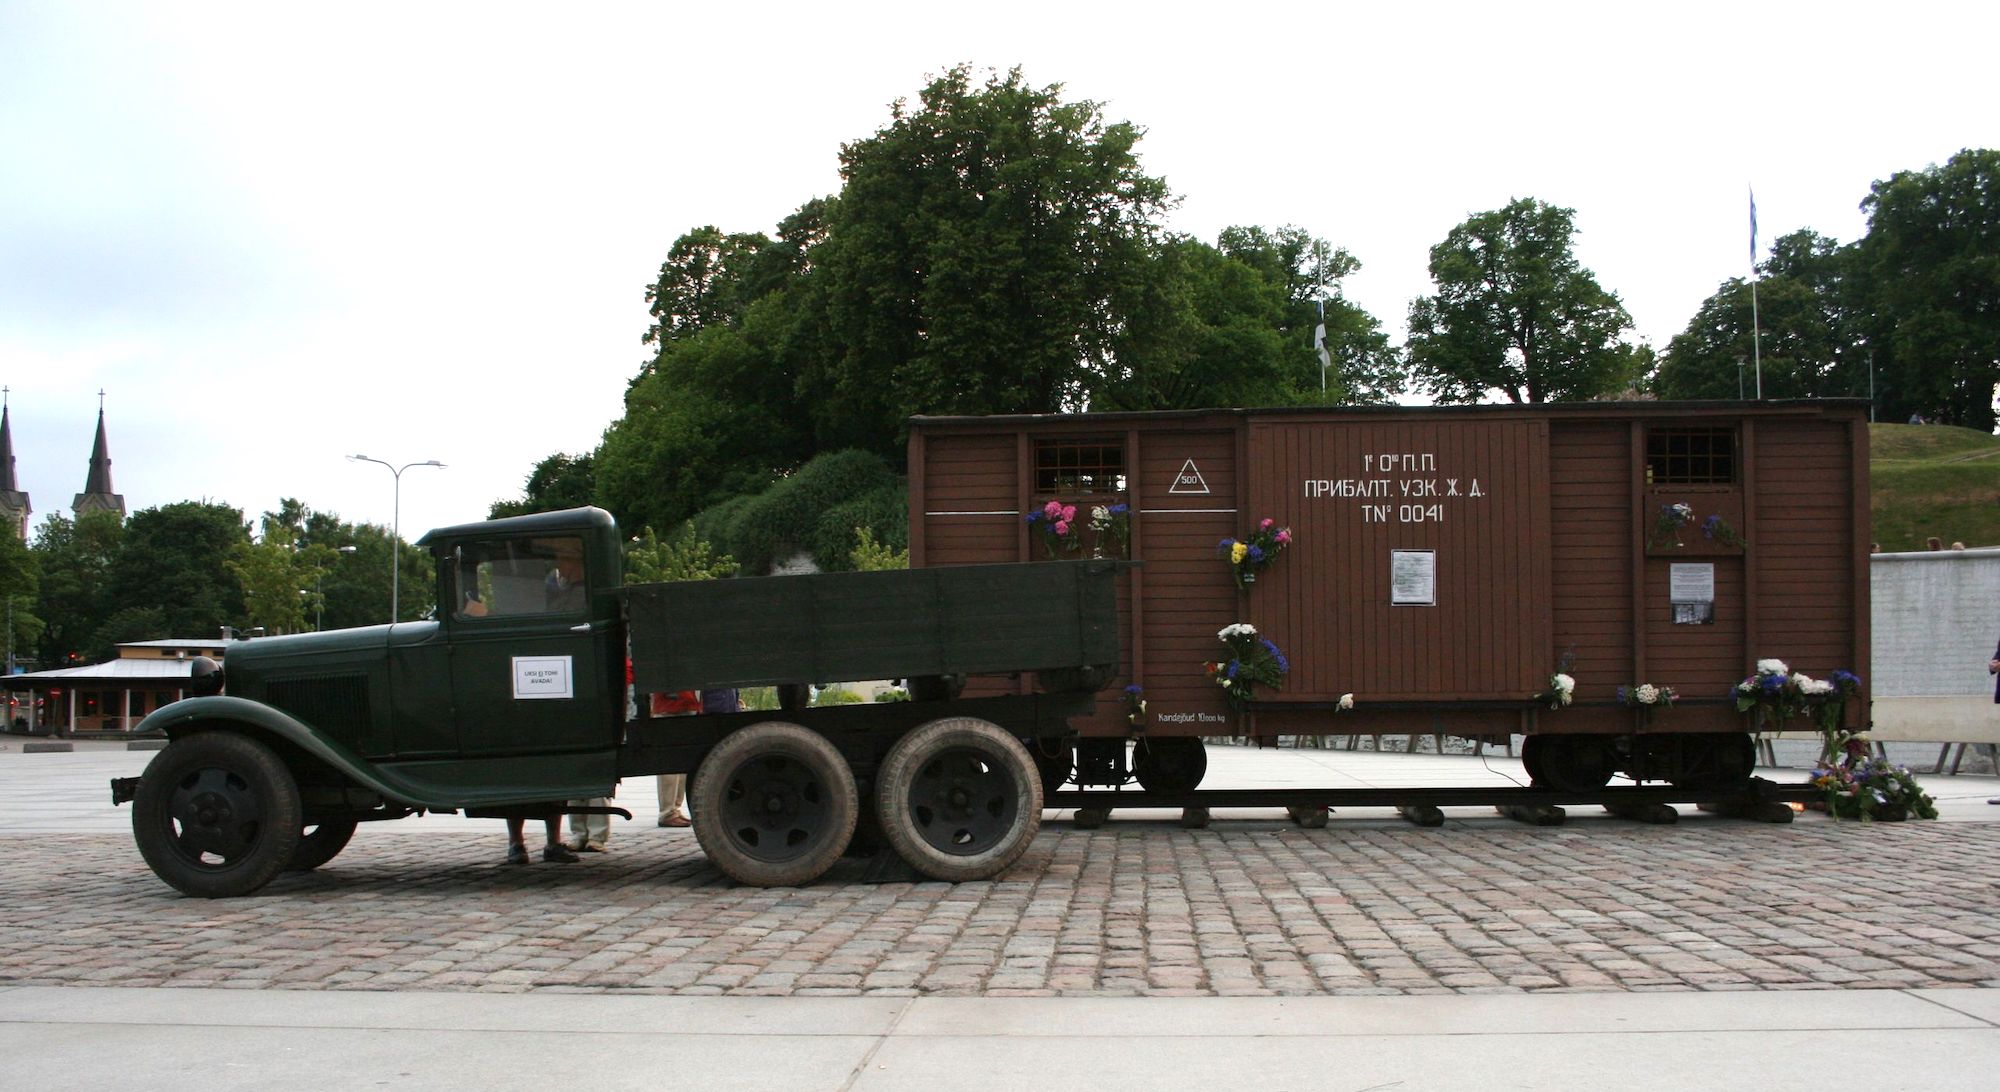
73,390,125,519
0,388,30,541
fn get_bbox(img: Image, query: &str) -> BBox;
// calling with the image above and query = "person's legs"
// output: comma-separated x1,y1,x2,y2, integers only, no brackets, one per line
656,774,689,825
541,816,578,862
568,798,610,850
505,818,528,864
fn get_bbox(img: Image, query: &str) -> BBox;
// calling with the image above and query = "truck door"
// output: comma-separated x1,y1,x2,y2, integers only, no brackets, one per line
442,533,619,758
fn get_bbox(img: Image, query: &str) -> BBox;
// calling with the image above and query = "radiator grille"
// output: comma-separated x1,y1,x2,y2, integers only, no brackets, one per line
265,674,371,739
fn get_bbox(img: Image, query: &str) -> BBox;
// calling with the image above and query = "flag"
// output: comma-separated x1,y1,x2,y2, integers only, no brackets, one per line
1748,186,1758,269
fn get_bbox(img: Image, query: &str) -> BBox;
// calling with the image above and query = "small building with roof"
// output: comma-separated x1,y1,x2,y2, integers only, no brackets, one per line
3,638,231,736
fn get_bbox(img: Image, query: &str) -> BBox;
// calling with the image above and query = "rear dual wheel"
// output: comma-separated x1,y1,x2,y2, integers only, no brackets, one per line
876,717,1043,883
692,721,859,887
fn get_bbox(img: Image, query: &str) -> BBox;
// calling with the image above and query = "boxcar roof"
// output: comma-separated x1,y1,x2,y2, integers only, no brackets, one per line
909,398,1871,430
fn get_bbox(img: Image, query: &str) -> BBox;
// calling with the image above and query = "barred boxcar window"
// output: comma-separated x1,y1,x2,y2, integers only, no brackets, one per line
1646,427,1737,485
1035,439,1126,493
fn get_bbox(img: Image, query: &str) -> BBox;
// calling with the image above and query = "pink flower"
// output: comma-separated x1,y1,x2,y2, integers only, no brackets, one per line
1054,520,1070,536
1260,518,1274,529
1043,500,1063,519
1275,529,1291,544
1061,505,1077,522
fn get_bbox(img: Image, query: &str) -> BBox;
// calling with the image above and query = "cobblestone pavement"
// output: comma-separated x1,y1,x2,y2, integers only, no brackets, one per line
7,819,1999,997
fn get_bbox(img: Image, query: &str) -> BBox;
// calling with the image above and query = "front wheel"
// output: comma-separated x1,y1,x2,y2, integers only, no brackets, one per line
286,820,358,872
132,732,303,898
691,721,858,886
876,717,1042,882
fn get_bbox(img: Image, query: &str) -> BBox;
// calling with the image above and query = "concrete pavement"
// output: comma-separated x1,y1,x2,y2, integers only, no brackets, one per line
5,738,2000,1086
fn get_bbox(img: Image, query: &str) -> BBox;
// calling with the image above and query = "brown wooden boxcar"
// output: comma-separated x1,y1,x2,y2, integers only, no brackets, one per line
908,400,1870,795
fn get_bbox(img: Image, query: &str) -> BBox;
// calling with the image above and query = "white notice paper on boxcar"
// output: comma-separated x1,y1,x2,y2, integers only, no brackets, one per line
1391,550,1436,605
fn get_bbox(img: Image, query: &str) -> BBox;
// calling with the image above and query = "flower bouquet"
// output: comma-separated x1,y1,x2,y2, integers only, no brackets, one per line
1650,502,1694,548
1089,503,1132,558
1545,672,1575,709
1617,682,1677,708
1205,623,1289,709
1122,683,1147,727
1807,754,1938,821
1024,501,1081,558
1218,519,1292,587
1700,513,1747,549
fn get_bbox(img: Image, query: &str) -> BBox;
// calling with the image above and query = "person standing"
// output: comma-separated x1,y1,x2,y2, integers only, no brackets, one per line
1989,639,2000,805
506,814,578,864
654,690,700,826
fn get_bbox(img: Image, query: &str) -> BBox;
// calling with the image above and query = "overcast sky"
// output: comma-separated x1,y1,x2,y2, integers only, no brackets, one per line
3,1,1994,541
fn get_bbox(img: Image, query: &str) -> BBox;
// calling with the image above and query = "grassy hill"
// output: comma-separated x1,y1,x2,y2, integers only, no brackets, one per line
1870,423,2000,551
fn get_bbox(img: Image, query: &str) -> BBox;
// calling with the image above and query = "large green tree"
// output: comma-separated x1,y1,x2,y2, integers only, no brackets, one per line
1860,148,2000,429
32,509,123,664
1656,230,1871,401
489,452,597,520
1407,197,1641,403
1101,226,1402,409
105,502,250,647
801,65,1172,446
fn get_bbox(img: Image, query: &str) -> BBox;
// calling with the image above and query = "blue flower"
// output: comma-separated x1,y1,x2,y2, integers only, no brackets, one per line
1123,684,1144,697
1217,537,1236,555
1247,545,1265,563
1108,504,1129,515
1760,673,1786,693
1226,660,1240,680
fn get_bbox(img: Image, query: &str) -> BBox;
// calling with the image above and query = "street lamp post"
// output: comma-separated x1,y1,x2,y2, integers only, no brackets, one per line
348,456,445,624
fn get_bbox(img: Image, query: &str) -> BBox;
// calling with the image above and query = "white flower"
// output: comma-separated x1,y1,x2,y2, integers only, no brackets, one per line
1635,683,1659,705
1551,673,1574,694
1755,658,1789,676
1089,505,1111,530
1337,693,1354,711
1798,677,1834,696
1671,503,1692,520
1219,623,1258,641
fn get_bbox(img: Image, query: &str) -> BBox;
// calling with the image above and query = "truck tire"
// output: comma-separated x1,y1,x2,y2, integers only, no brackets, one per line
132,732,303,898
286,820,358,872
1133,737,1207,795
876,717,1043,883
691,721,859,886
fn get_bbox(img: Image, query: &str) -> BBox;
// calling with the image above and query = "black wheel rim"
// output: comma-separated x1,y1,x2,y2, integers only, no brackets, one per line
1542,737,1614,793
904,746,1019,857
719,753,834,863
164,765,266,867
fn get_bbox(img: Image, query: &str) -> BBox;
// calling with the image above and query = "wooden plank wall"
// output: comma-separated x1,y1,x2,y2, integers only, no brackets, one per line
1752,418,1861,678
1548,421,1636,712
1247,418,1551,702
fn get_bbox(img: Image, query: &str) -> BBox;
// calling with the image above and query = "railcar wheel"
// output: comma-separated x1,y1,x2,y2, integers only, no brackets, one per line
132,732,303,898
1521,736,1548,784
285,820,358,872
877,717,1042,882
691,721,858,887
1133,737,1208,795
1668,732,1756,792
1530,735,1616,794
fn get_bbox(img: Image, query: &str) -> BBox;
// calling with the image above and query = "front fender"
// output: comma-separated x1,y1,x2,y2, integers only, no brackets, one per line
136,696,442,810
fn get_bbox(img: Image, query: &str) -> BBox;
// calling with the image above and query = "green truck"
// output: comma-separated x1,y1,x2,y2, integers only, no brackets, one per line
112,507,1121,898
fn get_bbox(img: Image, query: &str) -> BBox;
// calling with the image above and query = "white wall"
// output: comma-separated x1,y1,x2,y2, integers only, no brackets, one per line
1869,548,2000,742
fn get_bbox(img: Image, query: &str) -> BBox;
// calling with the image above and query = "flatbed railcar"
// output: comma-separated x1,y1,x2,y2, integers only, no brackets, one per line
908,400,1871,800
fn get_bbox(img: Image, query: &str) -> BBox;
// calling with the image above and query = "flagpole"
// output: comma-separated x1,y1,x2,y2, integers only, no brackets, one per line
1749,185,1763,399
